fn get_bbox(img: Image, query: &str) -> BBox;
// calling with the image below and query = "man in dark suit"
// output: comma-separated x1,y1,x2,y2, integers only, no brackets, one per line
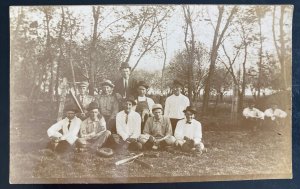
114,62,138,99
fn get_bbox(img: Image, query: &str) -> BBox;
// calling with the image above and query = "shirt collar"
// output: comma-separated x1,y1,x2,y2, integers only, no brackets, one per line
185,119,193,124
87,117,99,123
153,116,162,122
66,117,76,122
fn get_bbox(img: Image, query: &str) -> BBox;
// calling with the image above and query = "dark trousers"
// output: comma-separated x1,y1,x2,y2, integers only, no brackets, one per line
103,115,116,134
106,134,142,151
47,140,72,153
170,118,182,134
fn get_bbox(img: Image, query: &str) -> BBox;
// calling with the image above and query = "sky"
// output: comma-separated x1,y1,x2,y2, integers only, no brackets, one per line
10,5,293,73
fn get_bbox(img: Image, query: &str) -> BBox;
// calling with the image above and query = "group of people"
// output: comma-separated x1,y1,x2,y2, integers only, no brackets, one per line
46,62,288,156
242,100,287,132
47,62,203,156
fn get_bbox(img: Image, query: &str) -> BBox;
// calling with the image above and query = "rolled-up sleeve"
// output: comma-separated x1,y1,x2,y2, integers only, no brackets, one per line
143,119,151,135
165,118,173,136
116,113,129,141
47,120,64,138
174,121,184,143
132,113,141,139
193,122,202,144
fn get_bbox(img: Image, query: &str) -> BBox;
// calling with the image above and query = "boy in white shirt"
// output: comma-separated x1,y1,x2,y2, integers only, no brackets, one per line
174,106,204,153
242,100,264,132
47,104,82,153
264,102,287,127
164,80,190,134
109,96,142,151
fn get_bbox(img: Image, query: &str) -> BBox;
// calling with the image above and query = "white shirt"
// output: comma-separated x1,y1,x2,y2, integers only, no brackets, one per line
174,119,202,145
116,110,141,141
164,94,190,119
242,107,264,119
264,108,287,120
47,116,82,145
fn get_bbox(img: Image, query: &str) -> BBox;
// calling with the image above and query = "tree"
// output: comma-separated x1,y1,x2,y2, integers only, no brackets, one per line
254,6,270,98
116,6,173,72
272,5,292,90
166,42,210,99
202,5,238,114
182,5,196,104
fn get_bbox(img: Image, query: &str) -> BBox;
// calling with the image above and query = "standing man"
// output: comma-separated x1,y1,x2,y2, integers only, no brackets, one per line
135,81,155,131
164,80,190,134
95,80,120,133
47,104,82,153
114,62,138,99
174,106,204,153
242,100,265,132
139,104,175,150
73,81,95,120
76,102,112,153
110,96,142,151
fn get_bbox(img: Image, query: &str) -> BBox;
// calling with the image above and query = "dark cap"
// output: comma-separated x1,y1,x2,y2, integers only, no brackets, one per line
248,100,256,105
136,81,149,89
173,79,183,87
119,62,131,70
183,106,197,114
87,102,99,111
124,96,136,105
64,104,79,113
78,81,89,87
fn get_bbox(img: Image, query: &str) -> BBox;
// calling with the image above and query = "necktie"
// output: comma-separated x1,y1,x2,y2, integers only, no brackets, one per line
80,96,84,104
125,79,128,89
186,121,192,124
67,120,71,130
125,113,128,124
124,80,128,98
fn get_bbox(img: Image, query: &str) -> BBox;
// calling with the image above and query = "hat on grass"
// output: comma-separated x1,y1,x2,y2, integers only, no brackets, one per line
97,147,114,157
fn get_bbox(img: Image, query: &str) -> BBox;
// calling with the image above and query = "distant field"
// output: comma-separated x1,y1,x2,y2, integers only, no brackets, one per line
9,100,292,183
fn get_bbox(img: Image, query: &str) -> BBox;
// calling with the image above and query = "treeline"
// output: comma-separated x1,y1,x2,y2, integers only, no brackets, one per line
10,5,292,114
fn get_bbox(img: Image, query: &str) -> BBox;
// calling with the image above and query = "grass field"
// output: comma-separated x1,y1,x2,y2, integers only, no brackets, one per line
9,101,292,183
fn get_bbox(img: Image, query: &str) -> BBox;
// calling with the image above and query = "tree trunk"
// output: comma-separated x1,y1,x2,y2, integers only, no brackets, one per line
55,7,65,107
272,6,288,90
44,8,54,102
238,43,248,112
202,6,237,114
279,6,287,89
257,16,263,99
89,6,100,95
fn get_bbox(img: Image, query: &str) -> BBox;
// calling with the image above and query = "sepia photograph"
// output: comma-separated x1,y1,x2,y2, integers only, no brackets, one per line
9,4,293,183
